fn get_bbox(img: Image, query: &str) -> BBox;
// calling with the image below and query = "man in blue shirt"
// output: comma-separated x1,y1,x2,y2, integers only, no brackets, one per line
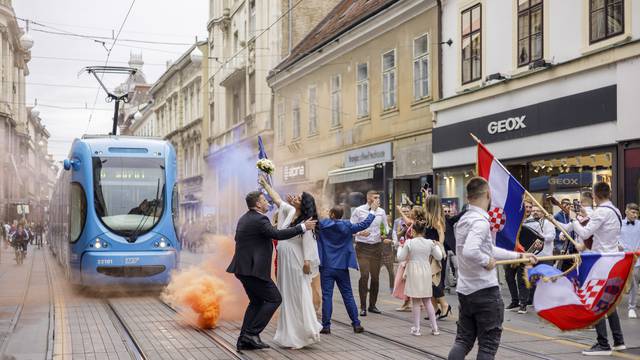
619,203,640,319
317,200,378,334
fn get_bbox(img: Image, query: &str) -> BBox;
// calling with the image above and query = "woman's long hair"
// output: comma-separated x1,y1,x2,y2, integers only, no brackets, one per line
424,194,445,233
291,192,318,230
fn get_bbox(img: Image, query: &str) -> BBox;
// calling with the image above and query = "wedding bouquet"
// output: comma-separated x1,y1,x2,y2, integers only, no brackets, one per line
256,158,275,175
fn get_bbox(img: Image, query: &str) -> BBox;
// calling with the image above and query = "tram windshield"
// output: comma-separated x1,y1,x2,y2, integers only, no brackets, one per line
93,157,165,238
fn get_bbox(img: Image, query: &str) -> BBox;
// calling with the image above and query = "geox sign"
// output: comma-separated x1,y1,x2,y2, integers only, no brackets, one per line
432,85,617,153
487,116,526,134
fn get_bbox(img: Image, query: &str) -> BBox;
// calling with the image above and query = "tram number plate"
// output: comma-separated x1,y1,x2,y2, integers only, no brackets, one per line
97,259,113,265
125,257,140,264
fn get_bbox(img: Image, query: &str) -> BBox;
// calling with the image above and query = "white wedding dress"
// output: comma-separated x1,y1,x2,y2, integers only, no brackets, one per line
273,202,321,349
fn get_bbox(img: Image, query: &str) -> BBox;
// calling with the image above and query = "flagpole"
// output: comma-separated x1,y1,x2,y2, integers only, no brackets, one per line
524,190,583,250
496,253,579,266
468,133,583,251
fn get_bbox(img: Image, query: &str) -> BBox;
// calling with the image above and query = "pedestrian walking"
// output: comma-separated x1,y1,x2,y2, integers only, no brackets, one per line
567,182,626,356
351,190,389,316
618,203,640,319
397,206,443,336
423,195,451,321
448,177,537,360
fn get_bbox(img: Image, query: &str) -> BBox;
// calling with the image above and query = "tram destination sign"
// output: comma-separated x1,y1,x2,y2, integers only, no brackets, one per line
433,85,617,152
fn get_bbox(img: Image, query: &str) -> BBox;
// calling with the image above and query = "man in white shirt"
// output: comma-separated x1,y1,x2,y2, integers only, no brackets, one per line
350,190,389,316
618,203,640,319
568,182,625,356
448,177,537,360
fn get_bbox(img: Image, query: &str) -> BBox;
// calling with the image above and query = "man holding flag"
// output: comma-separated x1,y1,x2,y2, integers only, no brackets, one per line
563,181,626,356
448,176,537,360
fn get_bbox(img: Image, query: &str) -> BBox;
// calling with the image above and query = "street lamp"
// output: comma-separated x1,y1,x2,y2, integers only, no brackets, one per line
20,21,34,50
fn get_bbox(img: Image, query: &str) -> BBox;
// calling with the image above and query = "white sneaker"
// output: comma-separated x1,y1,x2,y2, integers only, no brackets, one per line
629,309,637,319
613,344,627,351
410,327,421,336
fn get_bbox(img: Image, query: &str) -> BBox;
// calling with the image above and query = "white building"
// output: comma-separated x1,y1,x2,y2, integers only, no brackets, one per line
432,0,640,208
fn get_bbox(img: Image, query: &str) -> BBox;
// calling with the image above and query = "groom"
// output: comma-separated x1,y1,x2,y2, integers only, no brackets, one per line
227,191,317,351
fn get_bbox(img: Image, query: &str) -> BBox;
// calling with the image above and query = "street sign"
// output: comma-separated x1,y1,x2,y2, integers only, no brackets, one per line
16,205,30,215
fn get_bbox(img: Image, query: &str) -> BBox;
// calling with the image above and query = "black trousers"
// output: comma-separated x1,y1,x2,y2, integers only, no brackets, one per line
235,274,282,337
595,309,624,348
504,265,528,306
448,286,504,360
355,242,382,309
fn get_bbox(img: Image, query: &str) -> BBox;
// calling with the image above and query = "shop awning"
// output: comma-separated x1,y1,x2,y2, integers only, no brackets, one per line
328,164,375,184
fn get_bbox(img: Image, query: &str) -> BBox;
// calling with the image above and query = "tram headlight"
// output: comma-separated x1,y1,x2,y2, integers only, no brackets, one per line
154,238,169,248
92,238,109,249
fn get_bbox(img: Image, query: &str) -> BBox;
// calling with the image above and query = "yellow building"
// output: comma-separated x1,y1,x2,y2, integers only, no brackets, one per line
268,0,440,213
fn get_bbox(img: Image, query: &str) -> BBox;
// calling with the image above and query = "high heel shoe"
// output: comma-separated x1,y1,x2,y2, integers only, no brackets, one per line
437,305,452,320
425,308,442,321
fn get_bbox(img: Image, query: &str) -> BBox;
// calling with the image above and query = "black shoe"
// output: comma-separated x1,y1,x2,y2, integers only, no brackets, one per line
320,328,331,335
613,343,626,351
517,304,527,314
437,305,452,320
360,309,367,316
505,302,519,310
367,306,382,314
353,325,364,333
582,343,612,356
236,335,264,351
255,335,270,349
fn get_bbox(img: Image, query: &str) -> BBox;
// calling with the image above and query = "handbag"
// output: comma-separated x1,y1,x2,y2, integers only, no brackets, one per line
430,241,445,284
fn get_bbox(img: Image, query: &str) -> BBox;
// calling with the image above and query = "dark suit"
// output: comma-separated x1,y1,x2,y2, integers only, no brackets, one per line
226,209,304,337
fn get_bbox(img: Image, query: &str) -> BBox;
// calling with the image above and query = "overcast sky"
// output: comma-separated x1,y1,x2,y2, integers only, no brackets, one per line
14,0,208,161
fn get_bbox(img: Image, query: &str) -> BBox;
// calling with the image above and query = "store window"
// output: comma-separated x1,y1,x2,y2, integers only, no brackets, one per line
624,147,640,205
590,0,624,43
461,4,481,84
527,152,613,208
517,0,543,67
436,168,474,216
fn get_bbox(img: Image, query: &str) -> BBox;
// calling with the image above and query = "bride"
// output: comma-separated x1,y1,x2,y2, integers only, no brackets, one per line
260,177,321,349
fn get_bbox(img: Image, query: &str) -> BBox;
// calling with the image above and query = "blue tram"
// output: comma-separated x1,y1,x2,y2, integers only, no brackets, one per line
49,135,180,286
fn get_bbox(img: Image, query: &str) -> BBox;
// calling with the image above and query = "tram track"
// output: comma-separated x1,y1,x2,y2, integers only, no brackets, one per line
104,299,148,360
330,318,447,359
156,298,264,360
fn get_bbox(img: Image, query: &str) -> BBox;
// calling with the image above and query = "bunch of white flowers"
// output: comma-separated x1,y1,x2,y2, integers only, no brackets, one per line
256,158,275,175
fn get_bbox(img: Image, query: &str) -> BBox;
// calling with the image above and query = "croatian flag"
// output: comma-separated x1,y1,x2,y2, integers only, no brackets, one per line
477,142,526,251
528,252,636,331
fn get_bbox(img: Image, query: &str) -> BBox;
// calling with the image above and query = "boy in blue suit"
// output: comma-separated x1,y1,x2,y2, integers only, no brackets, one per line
317,199,379,334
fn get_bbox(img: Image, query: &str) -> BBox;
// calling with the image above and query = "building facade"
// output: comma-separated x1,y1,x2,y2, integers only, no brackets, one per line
431,0,640,212
268,0,440,215
0,0,36,222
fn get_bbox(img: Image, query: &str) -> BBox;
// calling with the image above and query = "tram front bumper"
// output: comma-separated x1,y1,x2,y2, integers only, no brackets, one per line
80,250,177,286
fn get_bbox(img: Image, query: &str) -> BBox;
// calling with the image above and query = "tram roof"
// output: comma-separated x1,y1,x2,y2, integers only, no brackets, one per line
78,135,171,156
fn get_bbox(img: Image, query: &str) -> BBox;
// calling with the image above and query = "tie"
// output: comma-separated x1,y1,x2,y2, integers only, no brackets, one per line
628,220,635,226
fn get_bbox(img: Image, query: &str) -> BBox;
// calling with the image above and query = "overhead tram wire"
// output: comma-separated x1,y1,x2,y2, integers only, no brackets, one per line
30,28,193,46
85,0,137,134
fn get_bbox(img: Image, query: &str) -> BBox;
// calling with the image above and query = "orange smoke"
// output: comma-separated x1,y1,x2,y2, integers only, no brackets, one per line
162,235,248,328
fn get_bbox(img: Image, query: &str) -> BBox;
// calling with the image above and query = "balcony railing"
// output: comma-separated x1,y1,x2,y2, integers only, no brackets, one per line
219,57,246,87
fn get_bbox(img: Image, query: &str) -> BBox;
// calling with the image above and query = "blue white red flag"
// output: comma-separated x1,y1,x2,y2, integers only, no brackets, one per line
528,252,636,331
477,142,526,251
